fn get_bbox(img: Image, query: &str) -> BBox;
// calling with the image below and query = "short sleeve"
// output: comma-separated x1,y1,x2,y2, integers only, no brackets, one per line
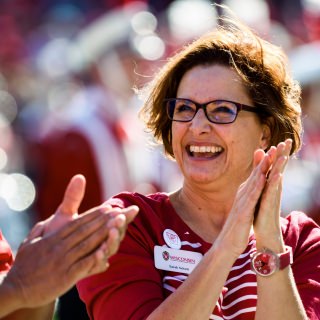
282,212,320,319
0,231,13,273
77,194,166,320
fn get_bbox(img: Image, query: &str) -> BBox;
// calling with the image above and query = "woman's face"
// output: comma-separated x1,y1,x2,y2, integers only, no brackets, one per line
172,64,270,188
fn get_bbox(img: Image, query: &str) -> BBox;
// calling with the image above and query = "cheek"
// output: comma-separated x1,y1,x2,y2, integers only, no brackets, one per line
227,138,255,179
172,142,179,157
171,125,183,156
225,124,261,157
233,120,264,145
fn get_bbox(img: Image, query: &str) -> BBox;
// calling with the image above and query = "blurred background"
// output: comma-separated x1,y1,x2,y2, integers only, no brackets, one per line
0,0,319,318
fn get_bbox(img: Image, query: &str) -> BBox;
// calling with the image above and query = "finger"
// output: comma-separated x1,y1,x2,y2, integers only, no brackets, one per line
253,142,289,227
85,261,109,278
235,152,272,221
276,155,289,175
265,140,290,180
120,205,139,224
275,142,286,161
266,146,277,164
275,139,291,160
107,214,128,241
251,151,271,181
260,153,272,176
105,206,139,240
277,139,292,172
107,206,139,240
101,202,113,210
259,155,286,213
57,207,111,249
57,201,123,240
67,242,110,281
235,168,266,217
250,159,270,220
253,149,265,167
256,172,283,224
107,205,139,223
107,214,126,229
68,229,121,281
283,138,292,155
64,209,128,263
58,174,86,217
104,228,121,257
88,241,111,275
267,148,289,181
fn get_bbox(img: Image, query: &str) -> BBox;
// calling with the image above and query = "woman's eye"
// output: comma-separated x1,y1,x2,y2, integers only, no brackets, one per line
214,106,235,114
176,104,194,112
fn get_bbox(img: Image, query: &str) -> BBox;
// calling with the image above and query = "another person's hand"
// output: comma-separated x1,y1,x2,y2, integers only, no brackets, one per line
4,205,138,309
26,174,138,261
0,174,139,313
28,174,92,236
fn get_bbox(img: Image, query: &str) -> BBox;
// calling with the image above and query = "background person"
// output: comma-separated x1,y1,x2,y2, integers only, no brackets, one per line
0,174,138,319
77,12,320,320
25,65,133,319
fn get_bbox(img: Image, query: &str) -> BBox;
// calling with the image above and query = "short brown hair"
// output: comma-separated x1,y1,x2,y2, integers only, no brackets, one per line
139,17,302,158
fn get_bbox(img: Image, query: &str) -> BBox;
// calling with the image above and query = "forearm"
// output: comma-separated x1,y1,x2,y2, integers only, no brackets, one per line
147,245,235,320
1,303,55,320
255,267,307,320
254,237,307,320
0,274,55,319
0,273,22,318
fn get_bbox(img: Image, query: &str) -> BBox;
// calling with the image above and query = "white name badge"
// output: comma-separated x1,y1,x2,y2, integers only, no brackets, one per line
154,245,203,274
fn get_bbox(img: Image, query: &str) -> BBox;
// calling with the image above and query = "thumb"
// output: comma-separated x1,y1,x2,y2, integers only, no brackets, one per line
58,174,86,217
24,220,47,242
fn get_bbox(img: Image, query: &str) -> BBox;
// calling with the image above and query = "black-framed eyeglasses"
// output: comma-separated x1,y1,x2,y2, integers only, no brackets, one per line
165,98,261,124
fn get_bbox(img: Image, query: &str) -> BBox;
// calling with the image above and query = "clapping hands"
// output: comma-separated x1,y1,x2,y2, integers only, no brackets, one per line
216,139,292,258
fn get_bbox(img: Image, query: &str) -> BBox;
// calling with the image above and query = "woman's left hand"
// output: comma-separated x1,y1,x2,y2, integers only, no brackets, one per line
253,139,292,251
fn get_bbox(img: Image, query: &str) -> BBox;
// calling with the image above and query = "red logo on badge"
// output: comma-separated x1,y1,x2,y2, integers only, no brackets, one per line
162,251,170,261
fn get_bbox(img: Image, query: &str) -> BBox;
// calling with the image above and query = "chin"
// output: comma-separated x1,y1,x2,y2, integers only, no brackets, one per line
187,171,216,184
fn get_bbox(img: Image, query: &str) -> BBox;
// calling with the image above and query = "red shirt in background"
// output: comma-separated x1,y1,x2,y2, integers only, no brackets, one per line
0,231,13,273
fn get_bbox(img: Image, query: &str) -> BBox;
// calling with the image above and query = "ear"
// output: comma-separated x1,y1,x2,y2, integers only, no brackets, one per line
260,124,271,150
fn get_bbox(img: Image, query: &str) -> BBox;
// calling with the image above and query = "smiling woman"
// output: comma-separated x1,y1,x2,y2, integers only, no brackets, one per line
77,8,320,320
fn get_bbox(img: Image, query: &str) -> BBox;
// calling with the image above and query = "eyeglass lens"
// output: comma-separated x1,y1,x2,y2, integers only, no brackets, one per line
168,99,238,124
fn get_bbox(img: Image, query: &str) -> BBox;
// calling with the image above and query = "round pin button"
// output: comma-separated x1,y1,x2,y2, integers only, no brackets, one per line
163,229,181,249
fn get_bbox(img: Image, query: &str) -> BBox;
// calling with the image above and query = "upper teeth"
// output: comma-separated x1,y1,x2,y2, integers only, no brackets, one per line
190,145,222,153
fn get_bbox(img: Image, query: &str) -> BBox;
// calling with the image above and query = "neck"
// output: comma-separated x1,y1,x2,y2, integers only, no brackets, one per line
170,183,237,242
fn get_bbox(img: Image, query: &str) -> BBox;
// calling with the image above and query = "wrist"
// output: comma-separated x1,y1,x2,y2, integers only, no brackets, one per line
251,245,293,277
0,272,25,317
210,241,239,266
255,234,285,253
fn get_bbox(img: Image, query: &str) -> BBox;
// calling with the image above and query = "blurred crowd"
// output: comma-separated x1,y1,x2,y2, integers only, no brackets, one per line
0,0,320,317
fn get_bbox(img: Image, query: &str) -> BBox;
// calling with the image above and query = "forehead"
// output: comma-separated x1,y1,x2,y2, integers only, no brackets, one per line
177,64,251,104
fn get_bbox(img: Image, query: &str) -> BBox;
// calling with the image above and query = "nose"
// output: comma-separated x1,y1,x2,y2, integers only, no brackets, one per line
189,108,211,133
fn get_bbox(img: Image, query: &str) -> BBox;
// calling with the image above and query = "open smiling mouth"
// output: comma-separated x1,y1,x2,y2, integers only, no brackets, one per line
188,145,223,158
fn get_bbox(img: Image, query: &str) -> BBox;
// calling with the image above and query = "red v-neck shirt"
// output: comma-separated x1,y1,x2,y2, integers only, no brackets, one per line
78,192,320,320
